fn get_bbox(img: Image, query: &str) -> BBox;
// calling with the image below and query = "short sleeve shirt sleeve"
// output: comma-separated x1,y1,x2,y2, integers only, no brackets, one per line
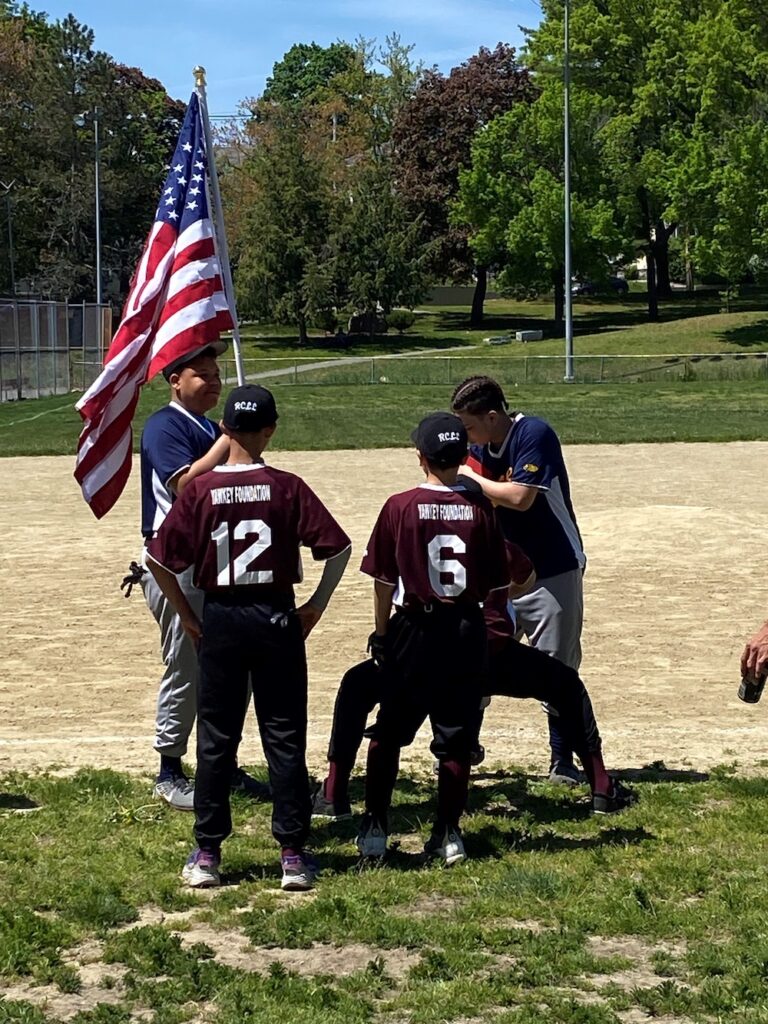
295,479,351,560
360,499,398,585
510,419,558,489
143,411,219,488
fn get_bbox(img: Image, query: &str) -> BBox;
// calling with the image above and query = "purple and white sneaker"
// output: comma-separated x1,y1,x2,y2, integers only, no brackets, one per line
181,847,221,888
280,850,318,891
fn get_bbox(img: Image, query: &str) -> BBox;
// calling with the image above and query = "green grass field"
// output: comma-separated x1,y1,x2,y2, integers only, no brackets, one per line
3,290,767,457
2,763,768,1023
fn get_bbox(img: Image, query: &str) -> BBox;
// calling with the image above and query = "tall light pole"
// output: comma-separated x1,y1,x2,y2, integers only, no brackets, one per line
76,109,103,305
563,0,575,383
93,107,102,307
0,179,16,295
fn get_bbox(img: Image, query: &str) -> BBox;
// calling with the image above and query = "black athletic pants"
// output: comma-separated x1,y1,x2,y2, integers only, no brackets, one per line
368,605,487,758
328,633,601,766
195,595,310,851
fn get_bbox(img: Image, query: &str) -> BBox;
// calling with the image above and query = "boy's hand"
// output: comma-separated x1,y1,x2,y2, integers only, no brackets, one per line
181,615,202,644
296,603,322,638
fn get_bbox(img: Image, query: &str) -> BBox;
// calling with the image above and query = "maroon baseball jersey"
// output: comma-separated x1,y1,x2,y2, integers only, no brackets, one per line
360,483,511,607
147,463,350,592
483,541,534,652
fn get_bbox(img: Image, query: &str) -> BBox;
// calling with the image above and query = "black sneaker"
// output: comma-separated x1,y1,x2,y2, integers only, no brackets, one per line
593,781,637,815
231,768,272,801
311,782,352,821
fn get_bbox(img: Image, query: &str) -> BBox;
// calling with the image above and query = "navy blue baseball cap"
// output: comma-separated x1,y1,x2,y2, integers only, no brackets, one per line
162,340,228,380
223,384,278,432
411,412,468,467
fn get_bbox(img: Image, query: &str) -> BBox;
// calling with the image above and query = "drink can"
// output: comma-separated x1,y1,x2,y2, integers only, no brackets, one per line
738,671,766,704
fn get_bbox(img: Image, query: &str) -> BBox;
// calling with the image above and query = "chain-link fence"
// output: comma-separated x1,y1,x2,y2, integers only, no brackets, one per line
63,348,768,397
221,350,768,387
0,299,111,401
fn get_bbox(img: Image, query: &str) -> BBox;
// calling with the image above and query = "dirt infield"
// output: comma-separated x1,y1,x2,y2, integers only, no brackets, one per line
2,442,767,778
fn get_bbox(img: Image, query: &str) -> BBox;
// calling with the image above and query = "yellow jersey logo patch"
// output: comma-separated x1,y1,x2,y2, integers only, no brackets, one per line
523,463,539,473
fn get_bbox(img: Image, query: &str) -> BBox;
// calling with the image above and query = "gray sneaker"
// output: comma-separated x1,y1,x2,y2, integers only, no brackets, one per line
154,776,195,811
548,763,584,787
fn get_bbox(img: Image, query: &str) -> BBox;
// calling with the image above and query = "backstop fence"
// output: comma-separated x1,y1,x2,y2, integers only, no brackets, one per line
0,299,111,402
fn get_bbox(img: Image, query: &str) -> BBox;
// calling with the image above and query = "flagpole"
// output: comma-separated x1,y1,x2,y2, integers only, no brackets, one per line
194,65,245,386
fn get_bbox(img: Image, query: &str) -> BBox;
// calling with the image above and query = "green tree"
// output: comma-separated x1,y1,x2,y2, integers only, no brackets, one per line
234,105,332,344
262,41,358,106
454,87,625,331
392,44,535,325
524,0,768,318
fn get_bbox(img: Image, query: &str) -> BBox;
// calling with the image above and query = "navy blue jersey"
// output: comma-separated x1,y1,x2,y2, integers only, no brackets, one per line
140,403,220,538
467,414,584,579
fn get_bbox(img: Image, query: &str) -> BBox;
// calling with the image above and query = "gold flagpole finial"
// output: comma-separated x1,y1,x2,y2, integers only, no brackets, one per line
193,66,207,88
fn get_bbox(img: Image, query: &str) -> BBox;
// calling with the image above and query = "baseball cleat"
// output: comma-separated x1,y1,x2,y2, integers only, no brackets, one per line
311,782,352,821
154,775,195,811
424,825,466,866
182,847,221,888
592,781,637,815
230,767,272,802
355,813,388,858
548,762,584,787
280,850,318,891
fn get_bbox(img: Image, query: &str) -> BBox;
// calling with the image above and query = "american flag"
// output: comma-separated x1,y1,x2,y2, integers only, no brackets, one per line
74,92,234,519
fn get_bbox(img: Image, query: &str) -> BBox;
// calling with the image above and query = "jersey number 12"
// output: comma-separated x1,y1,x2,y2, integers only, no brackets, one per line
211,519,273,586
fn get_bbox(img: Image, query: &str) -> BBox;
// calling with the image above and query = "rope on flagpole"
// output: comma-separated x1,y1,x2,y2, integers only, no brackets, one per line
194,65,246,386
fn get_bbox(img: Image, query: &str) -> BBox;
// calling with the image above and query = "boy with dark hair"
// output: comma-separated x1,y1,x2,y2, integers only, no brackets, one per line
138,342,266,809
315,542,633,823
451,374,587,786
356,412,511,865
146,384,351,891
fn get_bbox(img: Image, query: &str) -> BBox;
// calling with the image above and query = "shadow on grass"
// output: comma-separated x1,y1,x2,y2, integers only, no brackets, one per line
240,332,476,356
0,792,40,810
717,318,768,348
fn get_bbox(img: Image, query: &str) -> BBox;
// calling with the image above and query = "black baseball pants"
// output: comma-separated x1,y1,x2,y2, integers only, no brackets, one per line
194,595,310,852
328,636,601,766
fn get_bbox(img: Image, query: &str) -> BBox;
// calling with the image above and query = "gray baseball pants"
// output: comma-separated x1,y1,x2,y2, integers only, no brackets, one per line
140,564,203,758
513,567,584,768
512,567,583,669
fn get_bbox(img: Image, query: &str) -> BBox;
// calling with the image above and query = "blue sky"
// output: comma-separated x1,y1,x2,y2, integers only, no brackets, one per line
39,0,538,115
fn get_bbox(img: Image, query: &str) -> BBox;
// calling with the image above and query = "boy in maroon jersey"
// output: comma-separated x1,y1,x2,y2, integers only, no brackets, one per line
146,384,351,891
315,540,633,823
356,412,511,865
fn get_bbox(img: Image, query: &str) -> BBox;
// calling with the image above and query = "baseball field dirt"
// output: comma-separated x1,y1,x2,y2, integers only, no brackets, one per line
2,442,767,778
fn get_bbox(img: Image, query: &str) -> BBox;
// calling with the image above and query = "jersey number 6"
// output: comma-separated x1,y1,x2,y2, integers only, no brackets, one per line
427,534,466,597
211,519,273,586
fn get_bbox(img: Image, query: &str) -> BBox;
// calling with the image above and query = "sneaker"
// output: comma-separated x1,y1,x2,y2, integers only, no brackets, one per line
425,824,466,866
593,781,637,815
311,782,352,822
181,847,221,888
355,813,387,858
154,775,195,812
230,767,272,801
280,850,318,891
548,762,584,787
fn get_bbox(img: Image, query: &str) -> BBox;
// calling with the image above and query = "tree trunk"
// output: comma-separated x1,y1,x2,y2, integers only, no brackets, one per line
685,259,695,293
470,265,487,327
638,187,659,322
646,248,659,322
297,312,308,346
653,221,674,300
553,266,565,335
